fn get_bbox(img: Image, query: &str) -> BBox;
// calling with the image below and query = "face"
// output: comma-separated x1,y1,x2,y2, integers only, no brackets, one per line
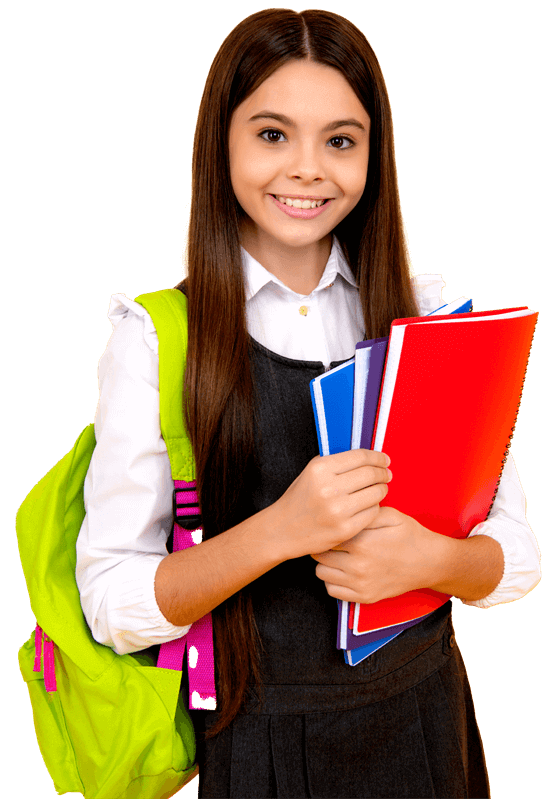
228,59,370,256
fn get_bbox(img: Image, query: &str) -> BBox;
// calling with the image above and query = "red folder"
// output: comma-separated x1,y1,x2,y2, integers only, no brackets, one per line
353,306,538,634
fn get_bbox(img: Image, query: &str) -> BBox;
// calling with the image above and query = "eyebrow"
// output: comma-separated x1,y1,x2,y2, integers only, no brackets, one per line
247,111,366,133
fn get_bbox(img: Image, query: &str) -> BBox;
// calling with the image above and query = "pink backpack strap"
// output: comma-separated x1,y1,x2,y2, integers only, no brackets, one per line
157,481,216,710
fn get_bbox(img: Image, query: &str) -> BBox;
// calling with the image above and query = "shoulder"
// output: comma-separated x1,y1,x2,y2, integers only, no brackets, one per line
107,293,159,356
410,274,446,316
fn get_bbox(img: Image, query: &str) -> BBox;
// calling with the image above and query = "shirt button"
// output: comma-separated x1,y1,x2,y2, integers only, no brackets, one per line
299,305,309,316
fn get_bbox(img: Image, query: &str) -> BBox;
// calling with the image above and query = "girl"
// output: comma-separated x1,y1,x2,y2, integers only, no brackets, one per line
75,9,540,798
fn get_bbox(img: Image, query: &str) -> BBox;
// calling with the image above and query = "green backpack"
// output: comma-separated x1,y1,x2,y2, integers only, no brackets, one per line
16,289,211,799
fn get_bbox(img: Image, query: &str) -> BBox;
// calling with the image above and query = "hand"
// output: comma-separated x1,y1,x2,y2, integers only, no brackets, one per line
310,506,443,605
269,449,392,562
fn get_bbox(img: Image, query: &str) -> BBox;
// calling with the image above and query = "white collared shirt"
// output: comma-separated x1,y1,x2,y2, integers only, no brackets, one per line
75,241,541,655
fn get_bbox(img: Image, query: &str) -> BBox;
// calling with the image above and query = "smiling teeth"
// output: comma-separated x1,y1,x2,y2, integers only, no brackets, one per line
277,196,326,209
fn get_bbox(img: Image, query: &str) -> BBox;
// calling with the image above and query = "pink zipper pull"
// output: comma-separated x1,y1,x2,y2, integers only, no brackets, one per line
42,633,57,693
33,624,42,672
32,624,57,692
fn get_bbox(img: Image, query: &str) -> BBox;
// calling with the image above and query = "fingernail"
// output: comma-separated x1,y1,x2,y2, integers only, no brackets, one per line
387,469,393,481
385,454,391,466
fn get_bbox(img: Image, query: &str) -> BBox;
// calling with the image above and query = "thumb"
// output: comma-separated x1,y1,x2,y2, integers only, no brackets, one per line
367,505,400,528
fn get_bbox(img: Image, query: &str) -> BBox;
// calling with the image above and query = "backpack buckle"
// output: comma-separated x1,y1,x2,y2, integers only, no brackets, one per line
172,488,203,530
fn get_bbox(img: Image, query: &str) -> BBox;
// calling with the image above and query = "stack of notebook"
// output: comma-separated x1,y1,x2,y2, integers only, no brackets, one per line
310,297,538,665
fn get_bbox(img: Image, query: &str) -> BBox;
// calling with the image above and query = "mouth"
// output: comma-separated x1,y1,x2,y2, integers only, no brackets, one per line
268,193,333,220
270,194,333,209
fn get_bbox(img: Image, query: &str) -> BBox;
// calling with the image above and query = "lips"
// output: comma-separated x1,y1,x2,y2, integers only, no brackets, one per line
269,194,332,219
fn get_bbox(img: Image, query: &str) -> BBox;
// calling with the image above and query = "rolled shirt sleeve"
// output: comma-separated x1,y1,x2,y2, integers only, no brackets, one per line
75,294,191,655
462,452,541,607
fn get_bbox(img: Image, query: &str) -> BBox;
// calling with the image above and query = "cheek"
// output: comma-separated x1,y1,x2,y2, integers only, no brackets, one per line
247,155,274,189
350,153,370,196
341,154,369,208
230,146,276,199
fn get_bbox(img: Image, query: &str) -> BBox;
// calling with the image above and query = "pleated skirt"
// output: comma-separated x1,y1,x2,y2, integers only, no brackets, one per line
189,613,490,799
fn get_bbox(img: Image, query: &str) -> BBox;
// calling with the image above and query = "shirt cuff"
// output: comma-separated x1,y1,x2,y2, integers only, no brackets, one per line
459,465,541,608
96,554,192,655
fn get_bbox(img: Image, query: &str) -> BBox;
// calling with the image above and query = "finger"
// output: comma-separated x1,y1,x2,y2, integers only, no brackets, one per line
323,448,390,474
322,581,361,602
330,542,351,551
315,561,350,584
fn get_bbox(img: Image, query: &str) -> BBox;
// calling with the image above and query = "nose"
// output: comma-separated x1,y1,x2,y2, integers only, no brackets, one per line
288,141,325,184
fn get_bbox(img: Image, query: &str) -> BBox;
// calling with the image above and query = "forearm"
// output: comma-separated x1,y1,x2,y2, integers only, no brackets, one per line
427,532,505,601
154,504,285,626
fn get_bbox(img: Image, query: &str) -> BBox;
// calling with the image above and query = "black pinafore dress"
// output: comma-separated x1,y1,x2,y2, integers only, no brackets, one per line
188,339,490,799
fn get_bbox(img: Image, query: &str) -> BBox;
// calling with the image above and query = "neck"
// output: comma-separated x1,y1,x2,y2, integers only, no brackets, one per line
240,224,332,295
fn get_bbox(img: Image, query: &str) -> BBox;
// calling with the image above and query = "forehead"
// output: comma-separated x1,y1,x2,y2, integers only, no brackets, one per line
234,60,370,128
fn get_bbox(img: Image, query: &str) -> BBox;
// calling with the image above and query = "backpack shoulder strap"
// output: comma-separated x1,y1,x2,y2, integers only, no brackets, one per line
135,290,216,710
134,289,195,482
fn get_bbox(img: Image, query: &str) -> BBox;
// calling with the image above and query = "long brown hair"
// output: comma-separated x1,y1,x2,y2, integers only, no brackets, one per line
177,8,419,739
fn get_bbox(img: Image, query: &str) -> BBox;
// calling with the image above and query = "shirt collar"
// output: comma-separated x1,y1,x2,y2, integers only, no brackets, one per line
242,235,358,301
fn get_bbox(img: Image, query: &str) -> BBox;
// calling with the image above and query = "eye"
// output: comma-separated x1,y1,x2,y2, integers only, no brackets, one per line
330,136,355,150
258,128,355,150
258,128,283,144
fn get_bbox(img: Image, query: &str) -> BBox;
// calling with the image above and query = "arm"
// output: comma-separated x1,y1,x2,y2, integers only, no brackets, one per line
76,299,287,645
312,453,540,606
422,531,504,601
311,507,504,604
460,453,541,607
154,507,285,627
